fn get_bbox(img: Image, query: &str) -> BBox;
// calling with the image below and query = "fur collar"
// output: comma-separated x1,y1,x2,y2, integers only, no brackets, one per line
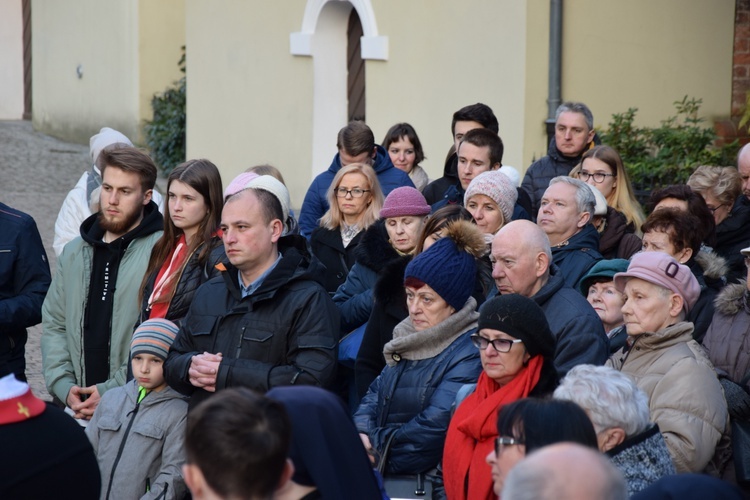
353,220,402,271
694,249,728,281
373,255,411,306
713,281,750,316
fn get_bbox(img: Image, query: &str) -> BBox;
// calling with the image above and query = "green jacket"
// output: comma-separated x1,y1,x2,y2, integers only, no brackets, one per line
42,205,162,403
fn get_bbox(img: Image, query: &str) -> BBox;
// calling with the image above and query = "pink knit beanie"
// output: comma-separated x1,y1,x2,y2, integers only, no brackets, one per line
380,187,431,219
463,170,517,223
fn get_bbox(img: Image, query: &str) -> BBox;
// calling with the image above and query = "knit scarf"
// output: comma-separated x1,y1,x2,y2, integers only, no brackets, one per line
383,297,478,367
148,234,188,319
443,356,543,500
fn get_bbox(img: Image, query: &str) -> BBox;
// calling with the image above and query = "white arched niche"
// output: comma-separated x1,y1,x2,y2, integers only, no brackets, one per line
290,0,388,176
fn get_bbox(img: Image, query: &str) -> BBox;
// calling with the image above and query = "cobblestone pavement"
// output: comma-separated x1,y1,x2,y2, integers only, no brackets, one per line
1,120,92,401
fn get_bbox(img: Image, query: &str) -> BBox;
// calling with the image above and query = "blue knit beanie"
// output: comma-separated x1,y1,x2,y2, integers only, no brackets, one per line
404,235,477,310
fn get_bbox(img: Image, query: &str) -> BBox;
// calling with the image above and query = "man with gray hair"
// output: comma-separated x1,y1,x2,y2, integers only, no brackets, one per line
502,443,628,500
491,220,608,376
554,364,676,496
522,101,596,217
538,176,602,288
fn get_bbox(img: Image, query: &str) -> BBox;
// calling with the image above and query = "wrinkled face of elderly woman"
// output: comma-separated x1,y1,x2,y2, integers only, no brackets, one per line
405,283,455,332
386,216,426,254
621,278,681,336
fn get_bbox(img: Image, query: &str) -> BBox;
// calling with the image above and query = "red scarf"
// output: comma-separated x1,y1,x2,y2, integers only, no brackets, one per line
443,356,543,500
148,234,189,319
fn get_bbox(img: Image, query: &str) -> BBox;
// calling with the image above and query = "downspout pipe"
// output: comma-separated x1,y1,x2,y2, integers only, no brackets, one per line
546,0,563,145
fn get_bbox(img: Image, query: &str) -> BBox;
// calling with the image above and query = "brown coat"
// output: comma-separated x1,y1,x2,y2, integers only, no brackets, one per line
607,322,729,473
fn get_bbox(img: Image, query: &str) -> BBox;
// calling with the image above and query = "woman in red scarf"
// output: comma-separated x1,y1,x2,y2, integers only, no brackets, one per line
442,294,559,500
138,159,225,325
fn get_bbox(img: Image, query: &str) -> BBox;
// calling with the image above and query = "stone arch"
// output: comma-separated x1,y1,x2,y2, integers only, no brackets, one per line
289,0,387,176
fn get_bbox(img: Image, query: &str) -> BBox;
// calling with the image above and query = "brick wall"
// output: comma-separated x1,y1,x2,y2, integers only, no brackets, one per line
733,0,750,118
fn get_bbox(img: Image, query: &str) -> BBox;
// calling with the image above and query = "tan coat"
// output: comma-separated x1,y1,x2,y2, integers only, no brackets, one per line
607,322,729,473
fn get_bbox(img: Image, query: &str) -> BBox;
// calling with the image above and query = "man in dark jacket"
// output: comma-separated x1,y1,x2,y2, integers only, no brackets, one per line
522,102,595,217
0,203,51,381
299,121,413,238
491,220,608,376
423,103,499,205
538,176,602,288
165,187,340,408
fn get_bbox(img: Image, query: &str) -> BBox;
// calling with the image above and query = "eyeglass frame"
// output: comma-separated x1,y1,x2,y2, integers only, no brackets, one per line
495,436,524,456
335,188,371,198
470,334,523,353
578,171,616,184
706,203,727,215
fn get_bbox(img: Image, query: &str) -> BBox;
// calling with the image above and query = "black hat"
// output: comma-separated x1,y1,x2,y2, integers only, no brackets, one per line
477,295,555,359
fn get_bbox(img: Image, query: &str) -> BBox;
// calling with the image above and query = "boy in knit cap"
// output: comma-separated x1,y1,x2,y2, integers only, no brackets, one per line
87,318,188,500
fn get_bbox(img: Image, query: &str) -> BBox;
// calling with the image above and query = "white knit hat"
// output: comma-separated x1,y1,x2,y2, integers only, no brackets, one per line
245,175,291,224
89,127,133,164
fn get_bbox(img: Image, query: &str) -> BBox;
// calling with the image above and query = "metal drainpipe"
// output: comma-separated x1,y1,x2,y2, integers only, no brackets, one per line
546,0,563,146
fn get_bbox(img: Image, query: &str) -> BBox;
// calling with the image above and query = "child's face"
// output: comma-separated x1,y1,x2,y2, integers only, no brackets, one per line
131,353,167,392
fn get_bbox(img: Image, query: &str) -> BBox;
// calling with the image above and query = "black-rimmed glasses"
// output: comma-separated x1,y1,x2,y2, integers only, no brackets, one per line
707,203,726,214
470,334,522,353
578,171,615,183
335,188,370,198
495,436,524,456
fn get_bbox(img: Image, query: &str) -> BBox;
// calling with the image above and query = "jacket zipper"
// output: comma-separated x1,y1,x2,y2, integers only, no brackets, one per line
104,393,145,500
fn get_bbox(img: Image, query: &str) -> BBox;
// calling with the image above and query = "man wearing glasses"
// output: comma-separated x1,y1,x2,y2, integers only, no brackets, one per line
522,101,596,218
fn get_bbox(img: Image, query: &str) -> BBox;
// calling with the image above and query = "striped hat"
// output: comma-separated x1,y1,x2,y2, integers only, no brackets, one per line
131,319,179,361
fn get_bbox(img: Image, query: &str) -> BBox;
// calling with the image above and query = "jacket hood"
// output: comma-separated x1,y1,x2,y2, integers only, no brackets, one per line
327,144,396,175
713,281,750,316
531,264,565,305
80,200,163,248
693,249,728,284
553,223,600,253
220,234,327,300
354,219,403,271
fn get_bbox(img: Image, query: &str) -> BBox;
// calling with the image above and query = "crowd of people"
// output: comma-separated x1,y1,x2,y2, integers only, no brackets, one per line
2,100,750,499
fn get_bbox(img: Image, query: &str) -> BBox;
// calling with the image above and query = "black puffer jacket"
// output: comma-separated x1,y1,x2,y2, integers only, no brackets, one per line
310,226,363,294
164,235,340,408
139,236,226,326
422,153,458,205
522,138,588,217
715,198,750,284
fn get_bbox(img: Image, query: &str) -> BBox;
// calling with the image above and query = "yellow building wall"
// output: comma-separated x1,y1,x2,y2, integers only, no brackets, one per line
0,0,25,120
557,0,734,161
367,1,541,179
185,0,312,206
32,0,184,144
138,0,186,140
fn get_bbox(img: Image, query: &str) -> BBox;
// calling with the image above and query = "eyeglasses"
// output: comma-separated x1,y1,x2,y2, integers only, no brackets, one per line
470,334,523,353
578,171,616,183
335,188,370,198
706,204,726,214
495,436,524,456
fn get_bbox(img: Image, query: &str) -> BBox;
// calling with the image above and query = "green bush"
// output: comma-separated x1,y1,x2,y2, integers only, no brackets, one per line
144,48,186,175
600,96,738,195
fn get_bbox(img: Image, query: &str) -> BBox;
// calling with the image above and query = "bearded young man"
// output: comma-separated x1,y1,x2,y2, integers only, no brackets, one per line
42,146,163,420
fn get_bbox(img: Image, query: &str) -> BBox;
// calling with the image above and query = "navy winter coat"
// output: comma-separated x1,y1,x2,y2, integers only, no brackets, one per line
353,330,482,475
299,145,414,238
550,223,602,289
531,265,608,376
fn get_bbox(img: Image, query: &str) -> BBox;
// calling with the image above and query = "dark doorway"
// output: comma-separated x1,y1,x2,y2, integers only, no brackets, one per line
347,8,365,122
22,0,32,120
